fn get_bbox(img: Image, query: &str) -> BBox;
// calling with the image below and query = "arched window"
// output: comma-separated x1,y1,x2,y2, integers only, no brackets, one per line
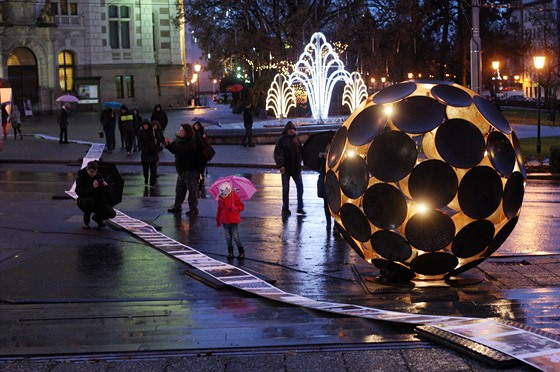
58,50,74,92
7,48,39,106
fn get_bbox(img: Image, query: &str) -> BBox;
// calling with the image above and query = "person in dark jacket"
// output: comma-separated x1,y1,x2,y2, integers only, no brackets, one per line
118,105,135,155
57,103,70,143
274,121,304,216
75,161,116,229
138,119,159,186
100,108,116,153
165,123,203,216
132,108,143,152
241,102,255,147
193,121,209,186
150,104,168,133
2,103,9,140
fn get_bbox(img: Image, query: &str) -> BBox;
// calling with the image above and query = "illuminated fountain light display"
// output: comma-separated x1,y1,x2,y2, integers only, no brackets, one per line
325,81,526,281
342,72,368,114
288,32,352,123
266,74,296,119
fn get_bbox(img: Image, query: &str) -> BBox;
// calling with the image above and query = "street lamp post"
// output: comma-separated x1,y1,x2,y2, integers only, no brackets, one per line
194,62,201,106
492,61,500,99
381,77,386,89
533,56,545,154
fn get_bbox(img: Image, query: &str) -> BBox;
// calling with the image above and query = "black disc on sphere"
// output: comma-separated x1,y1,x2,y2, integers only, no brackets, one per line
335,223,366,259
452,220,495,258
410,252,459,276
339,155,369,199
392,96,446,134
328,126,348,169
408,159,458,209
367,130,417,182
347,105,387,146
405,210,456,252
372,82,417,104
487,131,516,176
431,84,473,107
340,203,371,242
372,259,416,282
446,258,486,279
370,230,412,262
458,166,503,219
473,95,511,134
363,183,408,229
511,131,527,179
503,171,525,218
325,170,341,214
435,118,485,168
485,216,518,257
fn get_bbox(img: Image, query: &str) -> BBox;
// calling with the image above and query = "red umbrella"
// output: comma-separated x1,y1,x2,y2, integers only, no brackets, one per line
227,84,243,93
208,175,257,201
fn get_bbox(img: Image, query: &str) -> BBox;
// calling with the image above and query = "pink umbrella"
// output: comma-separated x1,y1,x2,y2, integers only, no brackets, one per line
208,175,257,201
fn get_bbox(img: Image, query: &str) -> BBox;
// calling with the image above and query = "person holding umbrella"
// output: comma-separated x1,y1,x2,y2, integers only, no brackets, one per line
57,103,70,143
274,121,304,216
75,161,116,229
215,182,245,259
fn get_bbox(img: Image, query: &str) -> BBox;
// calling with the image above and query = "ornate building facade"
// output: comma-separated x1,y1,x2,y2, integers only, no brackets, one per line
0,0,201,114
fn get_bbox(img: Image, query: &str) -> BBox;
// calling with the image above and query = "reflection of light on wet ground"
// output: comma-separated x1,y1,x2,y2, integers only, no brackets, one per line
497,180,560,256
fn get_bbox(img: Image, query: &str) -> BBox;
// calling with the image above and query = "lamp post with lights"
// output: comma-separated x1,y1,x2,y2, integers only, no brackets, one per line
491,61,501,99
533,56,545,154
194,62,201,106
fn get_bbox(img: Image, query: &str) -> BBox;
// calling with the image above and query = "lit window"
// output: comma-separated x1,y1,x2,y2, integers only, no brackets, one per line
115,76,124,98
58,51,74,92
125,75,135,98
109,5,131,49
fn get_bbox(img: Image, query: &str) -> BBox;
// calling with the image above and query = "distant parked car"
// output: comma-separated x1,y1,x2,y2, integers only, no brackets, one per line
213,93,229,104
506,95,525,102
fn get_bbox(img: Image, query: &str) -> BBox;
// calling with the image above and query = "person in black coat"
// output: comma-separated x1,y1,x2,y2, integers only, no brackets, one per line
165,123,203,216
150,104,168,133
75,161,116,229
57,103,70,143
118,105,135,155
241,102,255,147
100,108,116,153
132,108,143,152
273,121,304,216
138,119,159,186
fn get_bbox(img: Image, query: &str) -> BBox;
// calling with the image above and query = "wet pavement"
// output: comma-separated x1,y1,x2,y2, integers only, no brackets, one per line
0,104,559,371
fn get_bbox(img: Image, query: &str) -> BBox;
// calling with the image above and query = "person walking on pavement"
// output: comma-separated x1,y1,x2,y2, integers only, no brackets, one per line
10,104,23,140
118,105,135,155
193,121,209,190
57,103,70,143
100,107,116,153
75,161,116,229
138,119,159,187
274,121,304,216
150,104,168,133
215,182,245,259
241,101,255,147
132,108,142,152
2,103,10,140
152,120,165,161
165,123,202,216
258,90,267,120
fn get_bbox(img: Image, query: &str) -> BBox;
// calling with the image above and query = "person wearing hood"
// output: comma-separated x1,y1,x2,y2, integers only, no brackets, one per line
118,105,135,155
273,121,304,216
215,181,245,259
150,104,168,133
57,103,70,143
165,123,202,216
138,119,160,186
10,104,22,140
75,161,116,229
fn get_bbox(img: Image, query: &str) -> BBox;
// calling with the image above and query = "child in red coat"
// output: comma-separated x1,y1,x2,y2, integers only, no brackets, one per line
216,182,245,259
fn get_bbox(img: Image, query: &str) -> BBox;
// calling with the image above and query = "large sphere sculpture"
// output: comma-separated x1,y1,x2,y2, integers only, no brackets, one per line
325,80,526,281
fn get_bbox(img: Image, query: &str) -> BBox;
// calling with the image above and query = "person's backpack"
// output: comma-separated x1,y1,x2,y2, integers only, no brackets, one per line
201,140,216,162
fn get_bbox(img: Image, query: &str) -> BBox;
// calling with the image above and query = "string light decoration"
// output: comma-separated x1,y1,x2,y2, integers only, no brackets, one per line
325,81,526,281
266,74,296,119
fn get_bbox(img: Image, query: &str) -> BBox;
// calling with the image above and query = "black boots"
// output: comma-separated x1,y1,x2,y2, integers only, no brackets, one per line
227,246,244,259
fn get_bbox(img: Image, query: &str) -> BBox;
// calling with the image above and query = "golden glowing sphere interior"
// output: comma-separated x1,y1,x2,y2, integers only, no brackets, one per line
325,81,526,281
